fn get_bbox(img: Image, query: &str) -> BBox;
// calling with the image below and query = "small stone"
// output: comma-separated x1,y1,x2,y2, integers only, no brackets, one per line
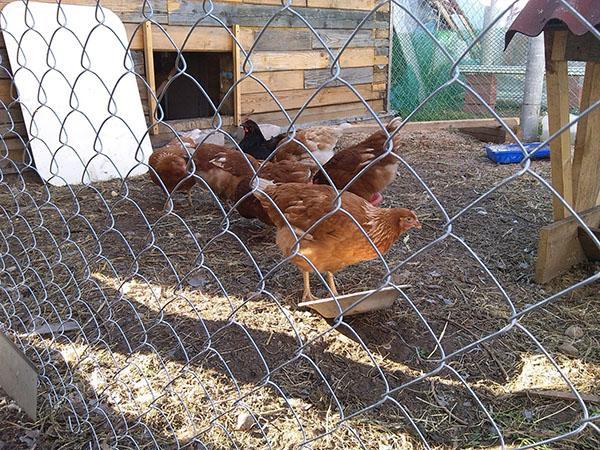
442,298,454,306
187,275,208,288
19,430,40,446
6,403,21,413
379,445,392,450
235,412,254,431
120,281,133,295
565,325,584,340
288,398,312,411
558,342,579,357
523,409,534,421
110,190,118,197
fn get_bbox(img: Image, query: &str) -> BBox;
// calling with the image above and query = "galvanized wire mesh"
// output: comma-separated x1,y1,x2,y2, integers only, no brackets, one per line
389,0,586,121
0,0,599,449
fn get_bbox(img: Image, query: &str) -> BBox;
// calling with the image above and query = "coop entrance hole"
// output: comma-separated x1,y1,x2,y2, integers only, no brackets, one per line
153,51,233,121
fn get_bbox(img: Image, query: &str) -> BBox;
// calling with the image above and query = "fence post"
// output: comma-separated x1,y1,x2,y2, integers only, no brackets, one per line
521,34,546,141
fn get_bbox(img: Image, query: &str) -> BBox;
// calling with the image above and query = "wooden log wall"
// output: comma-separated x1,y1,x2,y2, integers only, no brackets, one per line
0,0,390,169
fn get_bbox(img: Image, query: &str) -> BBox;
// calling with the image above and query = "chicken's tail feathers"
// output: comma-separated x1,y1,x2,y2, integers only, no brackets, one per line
250,176,275,193
313,149,335,166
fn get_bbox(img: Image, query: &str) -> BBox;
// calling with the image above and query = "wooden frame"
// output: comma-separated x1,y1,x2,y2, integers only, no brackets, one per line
232,24,242,127
535,30,600,282
137,22,240,136
142,21,159,135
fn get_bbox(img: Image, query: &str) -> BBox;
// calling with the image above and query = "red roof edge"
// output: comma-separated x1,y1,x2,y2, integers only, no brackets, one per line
505,0,600,49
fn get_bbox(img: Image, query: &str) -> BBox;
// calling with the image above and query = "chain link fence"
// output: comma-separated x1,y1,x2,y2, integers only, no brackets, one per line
389,0,586,122
0,0,599,449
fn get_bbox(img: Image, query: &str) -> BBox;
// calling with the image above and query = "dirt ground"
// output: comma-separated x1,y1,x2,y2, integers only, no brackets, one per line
0,129,598,449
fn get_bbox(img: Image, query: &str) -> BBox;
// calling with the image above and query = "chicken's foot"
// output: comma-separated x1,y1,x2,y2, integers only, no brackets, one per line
302,271,317,301
326,272,338,297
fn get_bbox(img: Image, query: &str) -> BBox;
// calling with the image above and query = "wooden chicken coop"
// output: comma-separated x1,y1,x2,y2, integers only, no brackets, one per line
506,0,600,283
0,0,390,169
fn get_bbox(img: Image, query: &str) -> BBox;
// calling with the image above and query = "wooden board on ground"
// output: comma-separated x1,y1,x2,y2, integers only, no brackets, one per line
0,332,37,420
299,286,402,318
535,205,600,283
577,226,600,260
344,117,520,134
458,125,507,144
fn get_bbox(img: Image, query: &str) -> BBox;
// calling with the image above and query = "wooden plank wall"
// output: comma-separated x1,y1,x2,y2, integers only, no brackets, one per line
0,0,389,167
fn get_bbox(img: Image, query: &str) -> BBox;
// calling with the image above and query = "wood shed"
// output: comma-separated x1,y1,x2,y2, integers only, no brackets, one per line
0,0,390,166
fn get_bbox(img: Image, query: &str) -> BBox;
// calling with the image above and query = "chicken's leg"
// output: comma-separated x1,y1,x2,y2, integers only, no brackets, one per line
326,272,338,296
187,190,193,207
302,271,317,301
163,194,175,213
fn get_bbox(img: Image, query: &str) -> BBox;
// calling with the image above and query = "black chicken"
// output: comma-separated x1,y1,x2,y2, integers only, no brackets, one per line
238,119,285,160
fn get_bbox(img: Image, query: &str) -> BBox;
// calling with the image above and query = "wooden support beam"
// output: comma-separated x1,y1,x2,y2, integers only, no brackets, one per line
142,21,159,135
535,205,600,283
572,62,600,212
545,31,573,220
232,24,242,127
564,32,600,62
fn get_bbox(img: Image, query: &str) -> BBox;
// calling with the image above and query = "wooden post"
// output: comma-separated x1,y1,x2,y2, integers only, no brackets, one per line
545,30,573,220
143,20,159,135
572,62,600,212
232,24,242,126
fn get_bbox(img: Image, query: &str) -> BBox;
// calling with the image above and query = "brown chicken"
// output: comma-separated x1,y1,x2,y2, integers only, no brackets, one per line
252,180,420,300
313,117,403,206
193,144,257,201
193,144,313,224
148,141,195,206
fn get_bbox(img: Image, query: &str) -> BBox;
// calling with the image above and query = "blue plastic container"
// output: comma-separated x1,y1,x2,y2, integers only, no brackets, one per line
485,142,550,164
